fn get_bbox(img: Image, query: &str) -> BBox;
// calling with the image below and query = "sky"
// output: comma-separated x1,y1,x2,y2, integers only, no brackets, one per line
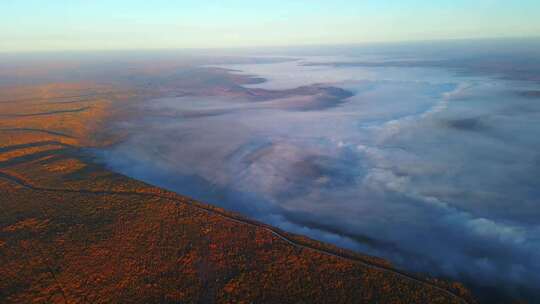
1,0,540,52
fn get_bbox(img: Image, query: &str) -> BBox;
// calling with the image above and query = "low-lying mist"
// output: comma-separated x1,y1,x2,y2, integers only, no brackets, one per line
96,46,540,301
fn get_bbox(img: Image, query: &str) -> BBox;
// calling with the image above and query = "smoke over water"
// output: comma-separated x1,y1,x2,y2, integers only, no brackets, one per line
97,43,540,301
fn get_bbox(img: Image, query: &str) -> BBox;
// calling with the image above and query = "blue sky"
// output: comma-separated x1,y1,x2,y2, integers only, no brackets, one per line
1,0,539,52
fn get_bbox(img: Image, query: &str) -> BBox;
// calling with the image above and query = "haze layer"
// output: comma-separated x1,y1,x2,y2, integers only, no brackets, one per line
98,39,540,300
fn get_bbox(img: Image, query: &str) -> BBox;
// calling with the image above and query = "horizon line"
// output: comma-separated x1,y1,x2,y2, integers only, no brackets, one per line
1,35,540,56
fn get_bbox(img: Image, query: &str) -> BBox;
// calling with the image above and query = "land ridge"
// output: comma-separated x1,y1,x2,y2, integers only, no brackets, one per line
0,168,471,304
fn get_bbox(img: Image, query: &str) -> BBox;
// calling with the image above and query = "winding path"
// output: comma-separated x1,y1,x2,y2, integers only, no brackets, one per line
0,128,75,138
0,91,129,104
0,106,90,118
0,169,471,304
